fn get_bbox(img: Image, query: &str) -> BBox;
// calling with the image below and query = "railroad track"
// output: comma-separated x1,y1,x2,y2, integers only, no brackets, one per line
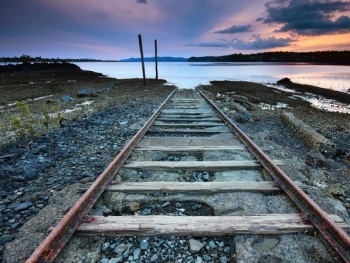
26,88,350,262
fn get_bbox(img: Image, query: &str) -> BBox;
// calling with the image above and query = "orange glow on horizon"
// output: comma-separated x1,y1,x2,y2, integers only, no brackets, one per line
278,33,350,52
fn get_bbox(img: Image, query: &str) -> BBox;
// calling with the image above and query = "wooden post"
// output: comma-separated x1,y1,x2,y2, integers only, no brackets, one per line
138,34,146,85
155,39,158,80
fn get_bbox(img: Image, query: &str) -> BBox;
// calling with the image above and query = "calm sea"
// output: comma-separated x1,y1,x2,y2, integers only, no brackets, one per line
74,62,350,93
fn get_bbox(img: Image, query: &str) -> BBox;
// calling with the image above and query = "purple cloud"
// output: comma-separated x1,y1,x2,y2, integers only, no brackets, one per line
214,24,253,34
264,0,350,35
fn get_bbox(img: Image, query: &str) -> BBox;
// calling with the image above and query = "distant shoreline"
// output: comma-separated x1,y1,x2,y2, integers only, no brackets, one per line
2,51,350,65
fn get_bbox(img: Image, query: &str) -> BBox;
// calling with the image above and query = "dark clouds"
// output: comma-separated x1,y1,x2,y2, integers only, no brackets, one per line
137,0,147,3
232,36,294,50
186,36,294,50
185,41,231,48
214,25,253,34
264,0,350,35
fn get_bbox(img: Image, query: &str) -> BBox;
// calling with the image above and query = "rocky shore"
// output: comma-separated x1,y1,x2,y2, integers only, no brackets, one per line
0,63,175,262
1,64,349,262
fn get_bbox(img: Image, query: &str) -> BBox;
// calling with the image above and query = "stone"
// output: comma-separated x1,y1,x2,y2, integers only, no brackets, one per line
133,248,141,260
153,152,163,161
277,77,293,84
114,243,128,254
208,240,216,248
201,173,210,182
126,202,140,212
220,256,228,263
140,239,149,250
189,239,205,253
14,202,33,211
150,254,159,262
307,149,326,165
0,205,6,212
101,242,110,252
77,88,96,97
140,208,151,215
0,234,14,245
61,95,74,102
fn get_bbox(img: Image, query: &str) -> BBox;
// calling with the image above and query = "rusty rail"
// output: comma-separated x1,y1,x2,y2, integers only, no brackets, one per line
196,87,350,262
25,88,178,263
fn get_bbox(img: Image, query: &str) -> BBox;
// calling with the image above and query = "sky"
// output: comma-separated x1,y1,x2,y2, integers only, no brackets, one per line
1,0,350,60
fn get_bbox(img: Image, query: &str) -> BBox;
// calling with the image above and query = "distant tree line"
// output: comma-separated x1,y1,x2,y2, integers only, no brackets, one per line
1,55,115,64
188,51,350,65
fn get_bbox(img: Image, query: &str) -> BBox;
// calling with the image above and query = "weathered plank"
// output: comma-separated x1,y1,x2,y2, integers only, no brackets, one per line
157,118,221,122
138,137,242,147
134,146,246,152
123,160,284,170
106,181,306,193
152,123,226,127
77,214,349,236
147,128,229,134
162,109,210,112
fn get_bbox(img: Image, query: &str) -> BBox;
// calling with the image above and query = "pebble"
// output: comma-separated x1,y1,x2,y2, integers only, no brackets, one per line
140,239,149,250
189,239,205,253
100,236,233,262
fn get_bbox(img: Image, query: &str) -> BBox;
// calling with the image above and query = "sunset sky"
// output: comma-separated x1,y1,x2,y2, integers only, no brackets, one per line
1,0,350,60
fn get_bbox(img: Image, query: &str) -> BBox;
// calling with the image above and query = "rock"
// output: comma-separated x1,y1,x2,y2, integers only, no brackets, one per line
126,202,140,212
0,205,6,212
23,164,39,179
201,173,210,182
208,240,216,248
306,149,326,166
277,78,293,84
162,201,171,207
77,88,97,98
61,95,74,102
0,235,14,245
189,239,205,253
114,244,128,254
140,239,149,250
14,202,33,211
140,208,151,215
220,256,228,263
133,248,141,260
153,152,165,161
150,254,159,262
101,242,110,252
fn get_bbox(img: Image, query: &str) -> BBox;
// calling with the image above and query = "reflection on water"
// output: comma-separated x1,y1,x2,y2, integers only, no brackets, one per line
74,61,349,114
267,84,350,114
3,62,347,113
74,62,350,93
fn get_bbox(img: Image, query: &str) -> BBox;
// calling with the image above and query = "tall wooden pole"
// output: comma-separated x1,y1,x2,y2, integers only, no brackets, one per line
138,34,146,85
155,39,158,80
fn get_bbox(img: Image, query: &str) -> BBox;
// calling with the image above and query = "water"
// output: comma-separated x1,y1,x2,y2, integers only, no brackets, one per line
74,61,350,114
74,62,350,93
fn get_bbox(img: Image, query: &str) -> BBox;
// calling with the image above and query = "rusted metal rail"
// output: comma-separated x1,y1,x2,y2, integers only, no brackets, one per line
25,88,178,263
25,87,350,262
196,87,350,263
